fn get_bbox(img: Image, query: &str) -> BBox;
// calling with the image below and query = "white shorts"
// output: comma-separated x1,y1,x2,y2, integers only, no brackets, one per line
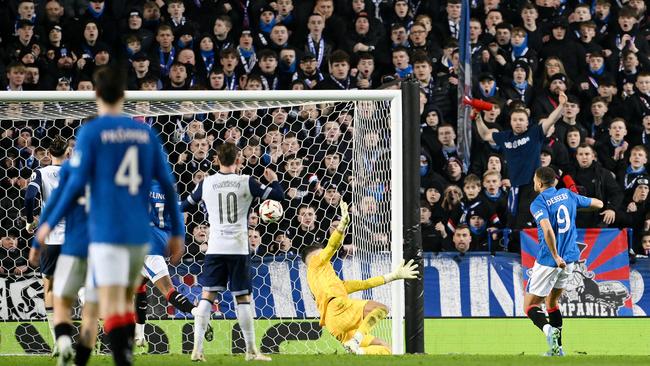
52,254,97,303
141,255,170,283
527,261,576,297
85,243,148,292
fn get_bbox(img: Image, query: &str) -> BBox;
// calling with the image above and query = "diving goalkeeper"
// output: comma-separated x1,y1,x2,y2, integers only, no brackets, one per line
301,201,418,355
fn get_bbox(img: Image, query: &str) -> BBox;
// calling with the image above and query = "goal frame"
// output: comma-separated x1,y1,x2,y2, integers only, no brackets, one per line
0,89,407,354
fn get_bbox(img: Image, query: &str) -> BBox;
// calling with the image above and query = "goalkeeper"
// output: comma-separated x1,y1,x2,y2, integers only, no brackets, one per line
301,201,418,355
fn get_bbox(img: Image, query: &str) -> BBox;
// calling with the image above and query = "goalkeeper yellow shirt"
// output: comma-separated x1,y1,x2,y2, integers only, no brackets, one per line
306,230,348,325
306,230,386,325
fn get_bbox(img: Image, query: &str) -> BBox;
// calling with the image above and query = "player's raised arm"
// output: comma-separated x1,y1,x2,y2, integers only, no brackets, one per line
344,259,419,293
36,128,93,245
320,201,351,261
249,168,285,201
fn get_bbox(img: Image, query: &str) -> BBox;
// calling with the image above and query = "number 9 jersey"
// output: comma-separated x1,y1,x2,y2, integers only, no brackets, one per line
530,187,593,267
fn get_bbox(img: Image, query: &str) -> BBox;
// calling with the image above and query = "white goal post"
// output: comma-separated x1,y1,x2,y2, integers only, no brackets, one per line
0,89,405,355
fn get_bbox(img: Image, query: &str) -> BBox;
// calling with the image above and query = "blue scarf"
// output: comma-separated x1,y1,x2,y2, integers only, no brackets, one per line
626,165,646,174
87,3,104,18
481,83,497,97
396,65,413,78
178,39,194,49
590,63,605,76
239,47,254,59
200,50,214,72
280,60,296,74
260,18,276,34
470,222,486,235
484,189,502,201
513,80,528,91
512,35,528,57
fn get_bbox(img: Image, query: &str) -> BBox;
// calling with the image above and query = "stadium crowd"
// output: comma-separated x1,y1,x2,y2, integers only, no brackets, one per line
2,0,650,275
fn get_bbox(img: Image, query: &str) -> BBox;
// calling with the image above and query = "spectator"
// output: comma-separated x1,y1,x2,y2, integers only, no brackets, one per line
475,92,567,228
286,204,325,252
316,50,354,90
573,143,624,227
445,224,472,253
0,227,30,276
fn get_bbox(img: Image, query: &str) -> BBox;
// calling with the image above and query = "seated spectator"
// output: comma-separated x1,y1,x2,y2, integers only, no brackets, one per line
184,223,208,262
286,204,325,252
421,202,444,252
444,224,472,254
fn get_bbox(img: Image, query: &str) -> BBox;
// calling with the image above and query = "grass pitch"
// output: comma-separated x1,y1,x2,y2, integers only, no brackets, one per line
0,354,649,366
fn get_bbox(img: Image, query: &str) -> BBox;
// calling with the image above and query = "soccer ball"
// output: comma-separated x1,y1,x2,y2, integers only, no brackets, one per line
259,200,283,223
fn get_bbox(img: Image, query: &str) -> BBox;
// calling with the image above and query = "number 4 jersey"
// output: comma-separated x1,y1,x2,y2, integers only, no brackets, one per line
530,187,593,267
184,172,284,255
44,115,184,245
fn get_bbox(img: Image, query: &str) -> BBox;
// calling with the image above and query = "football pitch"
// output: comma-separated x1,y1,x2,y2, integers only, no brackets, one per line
0,318,648,365
0,354,648,366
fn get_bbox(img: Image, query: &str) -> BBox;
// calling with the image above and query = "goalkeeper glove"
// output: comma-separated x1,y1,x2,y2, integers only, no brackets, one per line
336,201,350,232
25,219,38,234
384,259,419,283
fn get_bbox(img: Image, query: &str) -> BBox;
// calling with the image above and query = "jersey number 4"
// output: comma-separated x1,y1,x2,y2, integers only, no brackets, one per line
115,146,143,195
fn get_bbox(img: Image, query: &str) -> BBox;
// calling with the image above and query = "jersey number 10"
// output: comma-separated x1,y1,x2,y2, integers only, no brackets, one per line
218,192,238,224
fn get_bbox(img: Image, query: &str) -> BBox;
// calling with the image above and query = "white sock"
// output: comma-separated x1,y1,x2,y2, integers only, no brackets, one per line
135,323,145,340
236,302,256,353
46,309,56,341
193,299,212,352
543,324,552,336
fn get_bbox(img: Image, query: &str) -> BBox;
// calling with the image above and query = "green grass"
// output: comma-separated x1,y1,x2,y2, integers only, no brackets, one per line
0,354,649,366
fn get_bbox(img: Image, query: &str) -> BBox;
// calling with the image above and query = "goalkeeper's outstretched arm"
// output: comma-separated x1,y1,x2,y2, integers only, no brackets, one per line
343,259,419,294
319,201,351,261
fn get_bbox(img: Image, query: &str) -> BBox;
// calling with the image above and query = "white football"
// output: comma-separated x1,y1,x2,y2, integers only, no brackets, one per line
259,199,284,223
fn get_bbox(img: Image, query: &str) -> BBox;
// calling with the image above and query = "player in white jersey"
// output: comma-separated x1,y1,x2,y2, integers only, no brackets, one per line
181,143,284,362
25,136,69,351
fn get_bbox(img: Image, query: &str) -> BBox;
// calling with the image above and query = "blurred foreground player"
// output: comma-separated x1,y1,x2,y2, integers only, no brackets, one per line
301,202,418,355
36,66,184,366
525,167,603,356
31,156,99,366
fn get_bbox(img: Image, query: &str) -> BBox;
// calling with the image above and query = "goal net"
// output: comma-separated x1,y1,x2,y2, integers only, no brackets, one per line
0,90,404,355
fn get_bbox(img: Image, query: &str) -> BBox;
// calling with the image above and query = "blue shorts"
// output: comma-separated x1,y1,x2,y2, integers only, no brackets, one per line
199,254,251,296
40,244,62,277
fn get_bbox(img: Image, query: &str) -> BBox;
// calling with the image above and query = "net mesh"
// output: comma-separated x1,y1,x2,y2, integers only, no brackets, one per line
0,97,398,355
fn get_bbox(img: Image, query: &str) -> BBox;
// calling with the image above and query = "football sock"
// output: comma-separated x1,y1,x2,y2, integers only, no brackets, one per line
236,302,257,353
135,284,148,325
46,307,56,342
358,307,388,335
74,344,93,366
54,322,73,340
193,299,212,353
525,305,549,332
105,314,135,366
166,289,195,313
360,345,391,355
548,306,563,346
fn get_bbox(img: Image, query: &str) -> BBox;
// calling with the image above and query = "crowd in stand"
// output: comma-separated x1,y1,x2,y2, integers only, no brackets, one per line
3,0,650,274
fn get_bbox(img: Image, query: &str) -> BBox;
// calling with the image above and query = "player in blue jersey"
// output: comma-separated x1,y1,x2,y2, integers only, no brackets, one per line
525,167,603,356
36,66,184,366
133,180,213,347
24,136,68,348
30,158,99,366
181,143,284,362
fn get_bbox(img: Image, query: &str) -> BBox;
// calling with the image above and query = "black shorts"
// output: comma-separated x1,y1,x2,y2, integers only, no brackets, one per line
40,245,62,277
199,254,251,296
